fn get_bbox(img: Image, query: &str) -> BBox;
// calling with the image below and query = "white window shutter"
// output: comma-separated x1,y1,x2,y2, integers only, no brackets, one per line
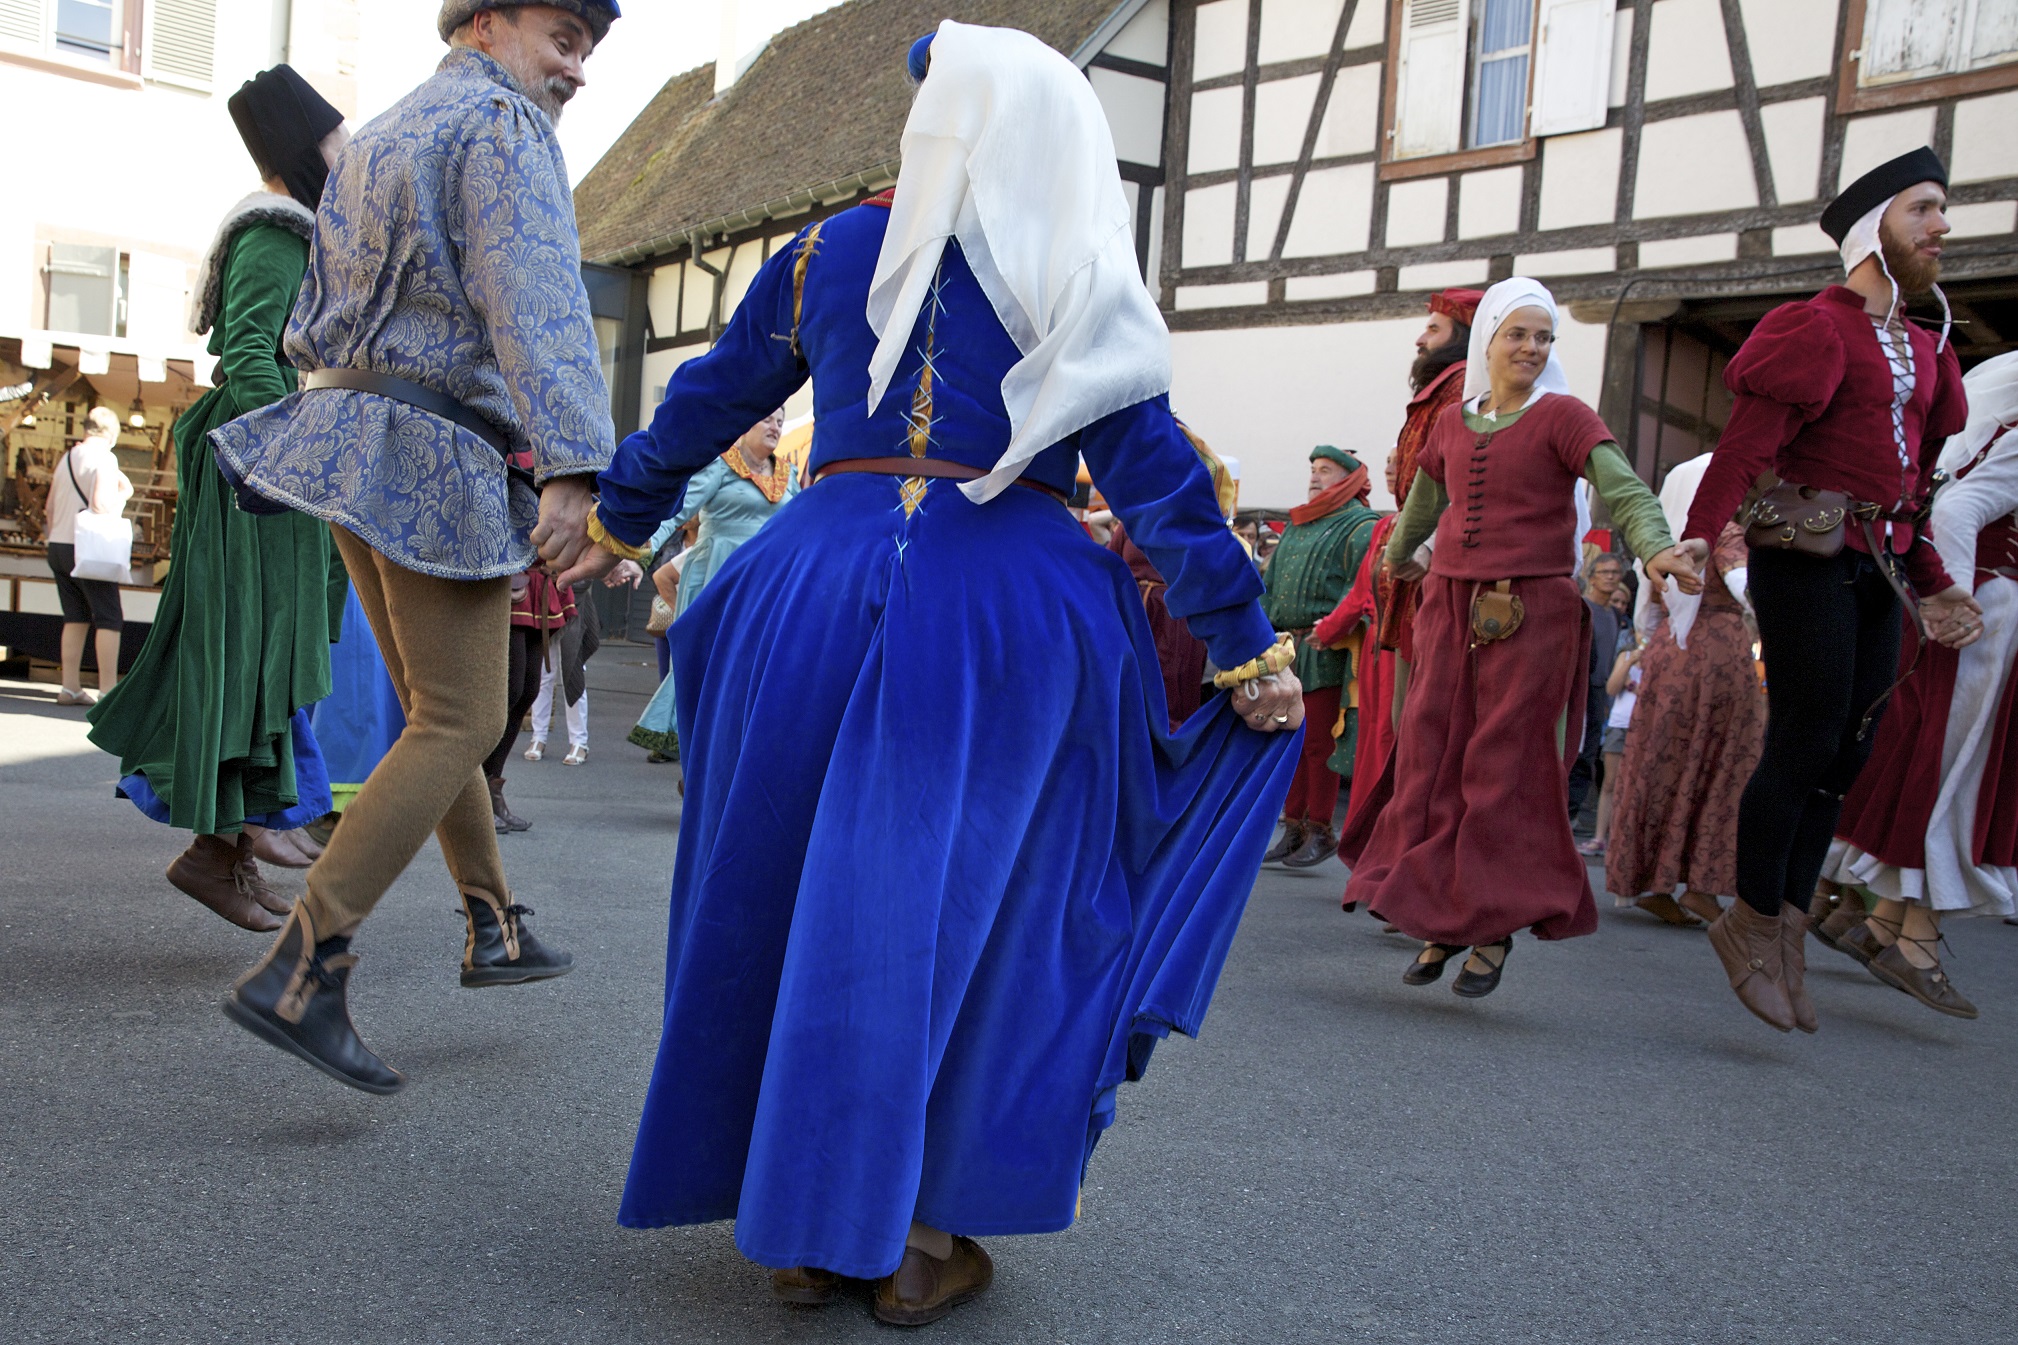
144,0,217,91
1392,0,1470,160
1530,0,1614,137
1860,0,1964,84
1969,0,2018,69
0,0,44,48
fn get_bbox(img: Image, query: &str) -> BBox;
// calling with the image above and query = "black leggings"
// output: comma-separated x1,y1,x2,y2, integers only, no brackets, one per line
484,625,544,780
1735,546,1905,916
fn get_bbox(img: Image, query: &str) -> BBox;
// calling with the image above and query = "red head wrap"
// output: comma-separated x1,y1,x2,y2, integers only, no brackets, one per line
1429,288,1484,327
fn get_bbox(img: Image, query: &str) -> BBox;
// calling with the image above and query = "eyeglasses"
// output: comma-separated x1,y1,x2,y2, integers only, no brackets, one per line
1497,329,1557,348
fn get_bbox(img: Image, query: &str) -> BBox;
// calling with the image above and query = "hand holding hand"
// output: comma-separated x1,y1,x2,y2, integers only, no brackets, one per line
1236,670,1304,733
1922,586,1985,649
1388,556,1427,584
1649,541,1706,595
556,542,621,588
604,559,644,588
531,476,595,577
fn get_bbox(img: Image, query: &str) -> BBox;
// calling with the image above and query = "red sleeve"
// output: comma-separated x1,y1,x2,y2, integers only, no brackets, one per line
1313,516,1389,645
1417,407,1456,485
1927,340,1969,452
1685,302,1847,544
1546,395,1617,476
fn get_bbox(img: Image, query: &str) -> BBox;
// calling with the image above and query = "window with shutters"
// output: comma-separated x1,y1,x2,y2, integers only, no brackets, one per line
1840,0,2018,112
0,0,131,68
144,0,216,90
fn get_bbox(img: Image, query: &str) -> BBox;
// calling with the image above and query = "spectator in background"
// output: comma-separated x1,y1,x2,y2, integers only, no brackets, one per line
44,406,132,706
1567,553,1627,826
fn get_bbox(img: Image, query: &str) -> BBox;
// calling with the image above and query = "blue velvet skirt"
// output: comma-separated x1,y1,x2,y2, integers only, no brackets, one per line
617,474,1297,1278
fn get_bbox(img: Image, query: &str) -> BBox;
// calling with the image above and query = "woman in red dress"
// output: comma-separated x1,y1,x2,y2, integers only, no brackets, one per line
1343,278,1703,997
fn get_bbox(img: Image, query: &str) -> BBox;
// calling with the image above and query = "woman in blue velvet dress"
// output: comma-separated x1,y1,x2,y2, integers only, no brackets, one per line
563,22,1303,1326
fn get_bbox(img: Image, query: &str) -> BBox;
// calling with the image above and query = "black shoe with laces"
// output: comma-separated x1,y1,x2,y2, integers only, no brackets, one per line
223,904,404,1094
459,887,574,988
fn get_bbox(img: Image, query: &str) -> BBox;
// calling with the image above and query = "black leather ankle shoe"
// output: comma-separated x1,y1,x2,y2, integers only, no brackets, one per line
459,888,574,988
1402,942,1466,986
223,905,404,1094
1451,938,1513,998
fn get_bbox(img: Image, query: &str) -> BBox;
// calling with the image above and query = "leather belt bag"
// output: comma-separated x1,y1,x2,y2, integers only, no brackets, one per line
1744,482,1855,558
302,368,529,484
1470,579,1524,644
815,455,1068,505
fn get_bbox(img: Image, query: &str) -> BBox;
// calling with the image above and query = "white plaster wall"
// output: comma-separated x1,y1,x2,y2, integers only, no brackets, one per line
1837,107,1938,190
1951,90,2018,183
1253,73,1321,164
1538,128,1623,230
1282,163,1374,256
1248,176,1292,256
1259,0,1345,63
1643,0,1733,101
1091,66,1168,166
1185,182,1239,265
1385,178,1448,247
1170,312,1613,510
1189,85,1245,173
1608,8,1633,106
1735,0,1836,86
1634,111,1758,217
1343,0,1384,48
1105,0,1171,64
1319,61,1383,155
1760,97,1827,202
1193,0,1248,80
1458,166,1524,238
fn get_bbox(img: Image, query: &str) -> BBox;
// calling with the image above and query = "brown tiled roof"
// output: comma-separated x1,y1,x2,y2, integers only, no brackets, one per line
574,0,1135,265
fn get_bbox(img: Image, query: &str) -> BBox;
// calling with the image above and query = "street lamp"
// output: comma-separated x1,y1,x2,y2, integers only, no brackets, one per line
128,397,146,428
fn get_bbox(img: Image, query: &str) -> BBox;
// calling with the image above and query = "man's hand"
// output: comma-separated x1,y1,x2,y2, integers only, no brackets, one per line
531,475,595,577
1922,585,1986,649
1649,541,1705,595
1388,556,1427,584
603,559,644,588
1235,670,1304,733
557,543,621,589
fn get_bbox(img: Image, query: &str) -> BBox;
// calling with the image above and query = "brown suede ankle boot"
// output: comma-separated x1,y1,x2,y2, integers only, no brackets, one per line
232,834,294,914
167,836,284,932
1707,900,1795,1032
1813,885,1869,950
1779,905,1818,1034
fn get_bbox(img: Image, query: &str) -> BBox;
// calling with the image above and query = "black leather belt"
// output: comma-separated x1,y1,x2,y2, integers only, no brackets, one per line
302,368,528,482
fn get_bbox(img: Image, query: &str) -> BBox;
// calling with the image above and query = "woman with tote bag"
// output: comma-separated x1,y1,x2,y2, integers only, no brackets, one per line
44,406,133,705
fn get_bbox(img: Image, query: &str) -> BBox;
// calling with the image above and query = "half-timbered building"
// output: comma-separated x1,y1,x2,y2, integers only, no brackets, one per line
575,0,2018,509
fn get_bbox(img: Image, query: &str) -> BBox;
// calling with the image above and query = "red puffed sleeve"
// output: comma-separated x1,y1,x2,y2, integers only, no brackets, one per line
1685,301,1847,543
1313,515,1392,646
1903,339,1968,594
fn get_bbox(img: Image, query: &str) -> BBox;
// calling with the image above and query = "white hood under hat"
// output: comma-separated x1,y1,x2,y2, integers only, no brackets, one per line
1463,276,1573,411
866,20,1171,503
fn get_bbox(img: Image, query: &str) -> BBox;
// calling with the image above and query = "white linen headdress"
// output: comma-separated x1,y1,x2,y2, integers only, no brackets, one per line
1840,197,1953,353
865,20,1171,503
1937,349,2018,476
1462,276,1573,407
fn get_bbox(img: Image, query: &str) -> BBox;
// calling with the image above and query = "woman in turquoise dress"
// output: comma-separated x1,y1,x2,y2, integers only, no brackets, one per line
628,411,796,759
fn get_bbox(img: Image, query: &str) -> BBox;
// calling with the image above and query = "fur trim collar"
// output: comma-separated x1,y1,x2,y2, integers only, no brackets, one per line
190,192,315,336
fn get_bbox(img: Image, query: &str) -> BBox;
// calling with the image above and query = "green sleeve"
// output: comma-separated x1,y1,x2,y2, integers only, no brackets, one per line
1385,474,1448,565
1583,442,1675,562
217,225,310,421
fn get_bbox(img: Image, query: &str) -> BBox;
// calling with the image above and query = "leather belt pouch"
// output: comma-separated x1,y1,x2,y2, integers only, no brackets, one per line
1745,482,1851,558
1471,579,1524,643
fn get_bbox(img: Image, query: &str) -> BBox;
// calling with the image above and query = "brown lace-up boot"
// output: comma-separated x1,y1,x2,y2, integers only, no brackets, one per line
1262,819,1306,865
1707,900,1795,1032
166,835,285,932
1779,905,1819,1033
1282,821,1338,869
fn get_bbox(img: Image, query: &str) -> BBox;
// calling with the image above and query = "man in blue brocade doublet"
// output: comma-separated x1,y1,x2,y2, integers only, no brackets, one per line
560,22,1304,1327
211,2,619,1096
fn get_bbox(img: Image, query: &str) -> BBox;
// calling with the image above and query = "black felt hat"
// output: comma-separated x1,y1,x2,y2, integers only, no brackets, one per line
228,65,344,212
1820,146,1948,244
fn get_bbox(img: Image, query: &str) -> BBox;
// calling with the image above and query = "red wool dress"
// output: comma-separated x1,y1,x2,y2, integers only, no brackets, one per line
1345,394,1610,945
1316,514,1398,840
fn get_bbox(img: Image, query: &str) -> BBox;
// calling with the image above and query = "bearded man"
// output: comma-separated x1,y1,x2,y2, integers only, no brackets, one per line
209,0,620,1091
1378,289,1480,717
1677,146,1982,1033
1262,446,1381,868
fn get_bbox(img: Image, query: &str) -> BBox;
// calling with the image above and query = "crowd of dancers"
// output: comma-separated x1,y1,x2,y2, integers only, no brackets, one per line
42,0,2015,1329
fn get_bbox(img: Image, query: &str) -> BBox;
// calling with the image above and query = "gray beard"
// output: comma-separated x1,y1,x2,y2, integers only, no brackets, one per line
530,78,572,122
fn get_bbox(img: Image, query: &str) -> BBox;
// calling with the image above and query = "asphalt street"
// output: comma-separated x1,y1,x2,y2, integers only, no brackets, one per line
3,650,2015,1345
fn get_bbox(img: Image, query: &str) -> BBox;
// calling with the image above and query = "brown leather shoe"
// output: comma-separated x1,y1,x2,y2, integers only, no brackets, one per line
873,1236,993,1327
488,775,532,833
1634,893,1701,927
1779,905,1818,1034
1707,900,1795,1032
167,836,284,932
1835,920,1886,966
770,1265,840,1306
1867,944,1979,1019
1677,891,1724,926
1262,820,1306,865
232,835,295,915
1813,886,1869,950
1281,822,1338,869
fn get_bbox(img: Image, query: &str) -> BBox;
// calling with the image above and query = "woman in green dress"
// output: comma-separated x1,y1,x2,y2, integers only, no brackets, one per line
88,67,350,933
629,411,797,760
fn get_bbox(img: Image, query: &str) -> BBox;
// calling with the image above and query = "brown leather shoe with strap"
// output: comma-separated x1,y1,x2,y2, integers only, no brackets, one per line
873,1236,993,1327
770,1265,840,1306
1779,905,1819,1034
1707,900,1795,1032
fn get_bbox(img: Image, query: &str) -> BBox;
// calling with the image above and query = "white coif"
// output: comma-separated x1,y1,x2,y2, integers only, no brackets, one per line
866,20,1172,503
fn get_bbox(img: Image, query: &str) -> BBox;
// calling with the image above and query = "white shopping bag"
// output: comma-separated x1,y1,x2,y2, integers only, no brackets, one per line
71,508,134,582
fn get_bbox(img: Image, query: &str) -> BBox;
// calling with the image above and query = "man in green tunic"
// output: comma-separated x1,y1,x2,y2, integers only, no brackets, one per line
1262,446,1381,868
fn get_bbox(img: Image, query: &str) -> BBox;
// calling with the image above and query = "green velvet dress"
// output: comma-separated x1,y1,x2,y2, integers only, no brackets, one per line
88,216,342,835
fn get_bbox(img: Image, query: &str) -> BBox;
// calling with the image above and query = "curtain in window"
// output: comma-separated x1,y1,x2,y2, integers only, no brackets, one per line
1471,0,1533,147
